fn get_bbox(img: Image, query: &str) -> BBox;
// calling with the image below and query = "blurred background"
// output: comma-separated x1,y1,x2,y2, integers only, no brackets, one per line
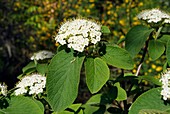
0,0,170,98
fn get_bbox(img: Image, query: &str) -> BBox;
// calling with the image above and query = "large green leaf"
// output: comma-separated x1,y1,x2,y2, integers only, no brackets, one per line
0,96,44,114
167,40,170,66
85,57,110,94
125,25,153,57
148,40,165,61
129,87,170,114
101,45,134,70
47,50,85,112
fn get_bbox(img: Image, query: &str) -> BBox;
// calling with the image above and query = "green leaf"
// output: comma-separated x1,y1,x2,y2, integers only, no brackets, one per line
101,45,134,70
86,94,102,105
139,109,169,114
138,76,162,86
68,103,82,112
129,87,170,114
166,40,170,66
82,93,116,113
36,63,48,75
85,57,110,94
158,35,170,45
81,94,104,114
47,50,85,112
22,61,36,73
148,40,165,61
82,104,105,114
78,109,83,114
0,96,44,114
101,26,110,34
114,82,127,101
125,25,154,57
25,6,38,13
56,111,74,114
54,110,84,114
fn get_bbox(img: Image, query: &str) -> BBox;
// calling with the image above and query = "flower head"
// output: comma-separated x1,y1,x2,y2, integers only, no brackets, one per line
137,9,170,23
160,69,170,100
30,50,54,60
14,73,46,96
55,18,102,52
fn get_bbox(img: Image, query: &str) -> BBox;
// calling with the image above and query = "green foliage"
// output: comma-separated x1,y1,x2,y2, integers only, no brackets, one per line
129,88,170,114
139,109,169,114
125,25,154,57
82,94,105,114
67,103,82,112
82,104,105,114
166,40,170,66
148,40,165,61
0,96,44,114
36,63,48,75
22,61,36,74
55,104,82,114
101,26,111,34
158,35,170,44
138,75,161,86
101,45,134,70
114,82,127,101
85,94,102,105
85,57,110,94
1,0,170,114
47,50,85,112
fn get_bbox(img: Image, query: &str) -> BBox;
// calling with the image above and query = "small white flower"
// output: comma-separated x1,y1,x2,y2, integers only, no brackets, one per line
137,9,170,24
30,50,54,60
15,87,27,96
0,83,7,96
160,70,170,100
14,73,46,96
55,18,102,52
164,19,170,23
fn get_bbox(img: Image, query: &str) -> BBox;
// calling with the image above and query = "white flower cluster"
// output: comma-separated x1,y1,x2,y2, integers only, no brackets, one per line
137,9,170,23
55,19,102,52
30,50,54,60
0,83,7,96
15,74,46,96
160,70,170,100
